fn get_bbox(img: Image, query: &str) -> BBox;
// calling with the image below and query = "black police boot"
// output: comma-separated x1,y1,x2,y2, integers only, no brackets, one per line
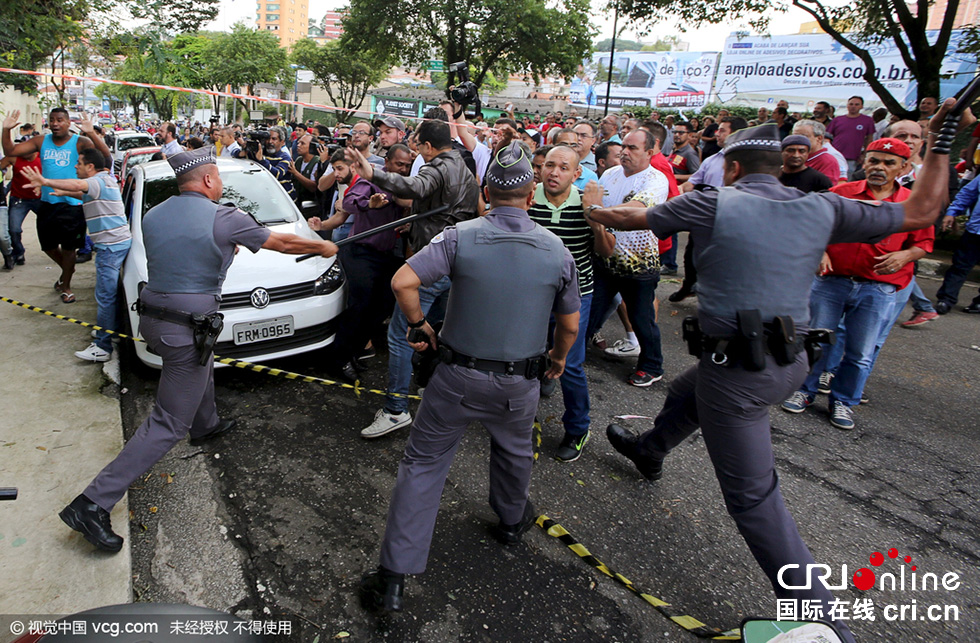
59,494,124,553
189,419,237,446
489,500,537,546
606,424,663,481
358,567,404,612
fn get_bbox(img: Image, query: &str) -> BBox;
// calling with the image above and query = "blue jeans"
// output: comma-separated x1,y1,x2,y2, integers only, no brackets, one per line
551,293,592,437
94,245,129,353
800,276,896,407
823,277,913,377
588,271,662,375
659,234,678,271
385,276,452,414
8,196,41,260
908,277,935,313
331,221,353,242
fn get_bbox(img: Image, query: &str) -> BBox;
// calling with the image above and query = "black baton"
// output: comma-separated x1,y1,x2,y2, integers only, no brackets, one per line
296,204,450,262
932,73,980,155
0,488,17,501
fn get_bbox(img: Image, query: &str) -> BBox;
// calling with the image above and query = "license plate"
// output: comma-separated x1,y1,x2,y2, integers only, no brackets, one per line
233,316,294,345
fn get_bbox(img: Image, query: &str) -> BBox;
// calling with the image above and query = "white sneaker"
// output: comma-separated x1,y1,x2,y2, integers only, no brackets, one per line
91,329,121,343
75,343,111,363
361,409,412,439
604,339,640,358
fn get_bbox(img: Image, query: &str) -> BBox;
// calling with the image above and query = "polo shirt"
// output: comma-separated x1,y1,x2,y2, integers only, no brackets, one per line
82,171,131,251
806,148,841,183
668,144,700,175
826,114,875,160
824,180,932,287
573,165,599,191
528,183,593,295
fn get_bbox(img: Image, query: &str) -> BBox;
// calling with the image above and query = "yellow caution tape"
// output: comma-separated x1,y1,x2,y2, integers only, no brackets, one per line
0,295,421,400
535,515,741,640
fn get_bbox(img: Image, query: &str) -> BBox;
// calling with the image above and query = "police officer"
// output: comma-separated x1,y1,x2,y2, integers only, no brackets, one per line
358,142,581,612
586,105,965,642
59,148,338,553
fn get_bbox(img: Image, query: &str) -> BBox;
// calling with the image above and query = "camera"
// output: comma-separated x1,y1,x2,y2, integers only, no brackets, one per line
245,128,271,155
209,115,220,124
448,61,479,106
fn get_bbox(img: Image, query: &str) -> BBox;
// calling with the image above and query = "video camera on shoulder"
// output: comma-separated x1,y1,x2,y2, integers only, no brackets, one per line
314,134,347,155
245,127,271,156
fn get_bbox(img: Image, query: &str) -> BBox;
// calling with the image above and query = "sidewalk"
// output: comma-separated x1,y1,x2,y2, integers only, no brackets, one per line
0,217,131,617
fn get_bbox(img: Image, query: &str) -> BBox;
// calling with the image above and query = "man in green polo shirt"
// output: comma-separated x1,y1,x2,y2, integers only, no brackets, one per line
527,145,613,461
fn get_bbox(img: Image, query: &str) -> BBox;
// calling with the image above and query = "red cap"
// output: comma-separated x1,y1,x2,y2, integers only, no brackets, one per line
866,137,911,159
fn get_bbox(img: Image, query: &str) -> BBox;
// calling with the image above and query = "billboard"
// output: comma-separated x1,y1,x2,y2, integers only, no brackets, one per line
569,50,719,111
714,30,977,111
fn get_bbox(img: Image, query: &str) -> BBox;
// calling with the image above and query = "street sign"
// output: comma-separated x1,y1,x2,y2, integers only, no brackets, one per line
428,60,445,72
375,98,419,118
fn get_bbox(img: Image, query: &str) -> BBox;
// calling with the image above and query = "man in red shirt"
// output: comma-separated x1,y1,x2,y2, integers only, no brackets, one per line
793,119,842,184
1,144,43,267
781,138,933,430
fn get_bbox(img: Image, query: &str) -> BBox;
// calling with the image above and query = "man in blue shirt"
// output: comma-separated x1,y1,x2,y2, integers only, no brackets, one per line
935,174,980,314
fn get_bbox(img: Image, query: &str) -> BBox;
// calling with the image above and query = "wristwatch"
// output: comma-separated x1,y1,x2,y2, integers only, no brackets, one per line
407,317,427,329
583,204,600,218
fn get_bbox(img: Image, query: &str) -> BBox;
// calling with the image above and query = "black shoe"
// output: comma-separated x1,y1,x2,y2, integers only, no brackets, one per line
355,346,377,363
490,501,537,546
59,494,124,552
359,568,404,612
660,267,678,276
668,288,694,302
935,300,952,315
555,430,589,462
606,423,663,481
964,303,980,314
2,255,13,271
76,251,93,263
539,377,558,397
14,255,25,266
188,419,237,446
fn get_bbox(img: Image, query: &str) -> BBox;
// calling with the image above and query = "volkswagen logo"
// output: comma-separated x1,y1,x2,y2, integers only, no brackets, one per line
250,288,271,309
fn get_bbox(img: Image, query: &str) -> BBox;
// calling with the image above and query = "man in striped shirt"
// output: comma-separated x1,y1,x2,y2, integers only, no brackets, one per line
23,147,132,362
528,145,614,461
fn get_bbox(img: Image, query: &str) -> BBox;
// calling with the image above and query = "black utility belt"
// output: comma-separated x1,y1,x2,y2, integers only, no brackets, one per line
135,299,224,366
439,345,551,380
682,312,836,371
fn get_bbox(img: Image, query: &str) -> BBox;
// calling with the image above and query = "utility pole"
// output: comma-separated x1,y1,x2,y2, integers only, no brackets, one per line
603,3,618,118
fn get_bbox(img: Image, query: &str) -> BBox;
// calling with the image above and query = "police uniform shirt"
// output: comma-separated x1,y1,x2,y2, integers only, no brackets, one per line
407,206,580,317
643,173,905,332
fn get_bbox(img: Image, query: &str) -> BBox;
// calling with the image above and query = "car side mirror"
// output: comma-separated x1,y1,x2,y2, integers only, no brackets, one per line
740,618,844,642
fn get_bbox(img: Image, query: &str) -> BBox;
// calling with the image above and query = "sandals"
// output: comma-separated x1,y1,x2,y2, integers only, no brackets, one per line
54,279,63,292
60,292,75,304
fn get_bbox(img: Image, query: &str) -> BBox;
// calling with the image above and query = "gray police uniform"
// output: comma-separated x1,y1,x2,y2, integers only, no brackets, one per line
84,191,270,512
633,166,905,642
378,207,579,574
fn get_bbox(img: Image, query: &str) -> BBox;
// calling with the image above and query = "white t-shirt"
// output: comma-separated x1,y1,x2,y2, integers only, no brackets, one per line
824,142,849,179
409,137,490,182
598,165,669,276
219,141,241,157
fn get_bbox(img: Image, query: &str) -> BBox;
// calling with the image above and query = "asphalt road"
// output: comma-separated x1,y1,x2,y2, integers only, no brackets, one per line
120,273,980,642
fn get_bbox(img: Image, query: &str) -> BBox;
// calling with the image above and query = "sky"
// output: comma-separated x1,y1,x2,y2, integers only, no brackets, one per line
208,0,824,48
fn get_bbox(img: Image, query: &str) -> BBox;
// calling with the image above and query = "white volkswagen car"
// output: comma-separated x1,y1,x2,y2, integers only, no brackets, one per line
120,158,347,369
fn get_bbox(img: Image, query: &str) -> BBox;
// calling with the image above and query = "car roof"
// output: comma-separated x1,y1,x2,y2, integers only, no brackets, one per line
140,157,267,181
117,130,153,138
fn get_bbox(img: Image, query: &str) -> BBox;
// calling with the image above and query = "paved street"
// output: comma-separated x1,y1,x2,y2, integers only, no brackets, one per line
116,268,980,642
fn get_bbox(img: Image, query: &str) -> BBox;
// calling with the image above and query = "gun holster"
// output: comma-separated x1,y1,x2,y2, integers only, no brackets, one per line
803,328,836,369
681,316,703,358
736,309,767,371
410,322,443,388
192,313,224,366
767,315,798,366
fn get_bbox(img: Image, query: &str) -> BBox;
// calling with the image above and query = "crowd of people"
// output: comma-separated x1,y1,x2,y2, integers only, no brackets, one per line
2,91,977,636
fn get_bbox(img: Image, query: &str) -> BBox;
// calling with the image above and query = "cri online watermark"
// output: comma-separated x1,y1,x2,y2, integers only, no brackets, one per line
775,547,961,622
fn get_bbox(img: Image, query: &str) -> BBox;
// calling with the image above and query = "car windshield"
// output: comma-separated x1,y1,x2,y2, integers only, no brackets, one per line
141,169,300,225
118,135,154,151
126,153,157,169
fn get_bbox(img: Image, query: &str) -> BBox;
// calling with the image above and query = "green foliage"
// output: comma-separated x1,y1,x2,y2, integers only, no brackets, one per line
0,0,88,93
128,0,219,36
211,24,290,110
430,66,507,95
595,38,645,52
292,38,389,122
342,0,595,89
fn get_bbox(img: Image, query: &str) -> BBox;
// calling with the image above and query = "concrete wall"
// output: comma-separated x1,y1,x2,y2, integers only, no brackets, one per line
0,86,43,130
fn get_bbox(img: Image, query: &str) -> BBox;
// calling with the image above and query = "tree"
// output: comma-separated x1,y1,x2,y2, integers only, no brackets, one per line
596,38,645,52
0,0,88,93
211,24,290,112
292,38,389,123
128,0,220,36
342,0,595,91
614,0,976,120
168,32,227,112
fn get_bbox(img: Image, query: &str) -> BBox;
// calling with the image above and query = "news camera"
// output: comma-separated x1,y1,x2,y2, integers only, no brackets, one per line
244,128,271,156
448,61,479,107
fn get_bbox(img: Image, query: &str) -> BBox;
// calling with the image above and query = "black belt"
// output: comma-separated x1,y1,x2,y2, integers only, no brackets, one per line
135,300,198,328
439,346,550,380
830,274,876,283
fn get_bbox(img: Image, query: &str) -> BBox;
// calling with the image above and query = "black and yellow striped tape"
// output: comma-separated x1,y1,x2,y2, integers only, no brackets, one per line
535,515,741,640
0,295,421,401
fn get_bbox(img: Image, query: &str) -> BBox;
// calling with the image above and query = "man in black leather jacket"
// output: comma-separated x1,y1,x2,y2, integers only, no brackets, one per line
345,118,481,439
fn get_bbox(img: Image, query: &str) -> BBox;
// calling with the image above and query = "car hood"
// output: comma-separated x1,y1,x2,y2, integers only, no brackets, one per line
222,219,335,292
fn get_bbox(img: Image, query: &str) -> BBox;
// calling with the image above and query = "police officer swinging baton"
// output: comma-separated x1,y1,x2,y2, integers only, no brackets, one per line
294,205,450,262
932,73,980,156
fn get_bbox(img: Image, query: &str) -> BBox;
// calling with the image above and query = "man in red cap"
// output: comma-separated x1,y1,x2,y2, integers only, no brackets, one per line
781,137,934,430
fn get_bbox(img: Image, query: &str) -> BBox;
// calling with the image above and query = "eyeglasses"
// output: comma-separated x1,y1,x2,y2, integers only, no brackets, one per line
672,130,689,135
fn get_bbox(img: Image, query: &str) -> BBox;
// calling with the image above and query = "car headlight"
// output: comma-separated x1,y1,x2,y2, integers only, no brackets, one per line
313,260,345,295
